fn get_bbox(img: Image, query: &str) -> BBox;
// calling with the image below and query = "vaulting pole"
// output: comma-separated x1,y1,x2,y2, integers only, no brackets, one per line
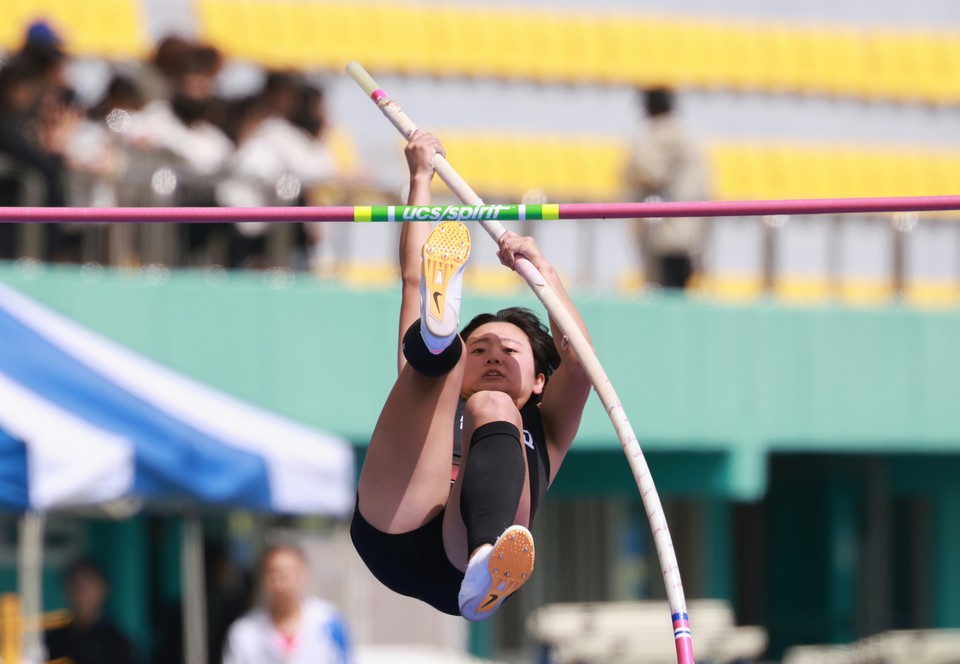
346,60,697,664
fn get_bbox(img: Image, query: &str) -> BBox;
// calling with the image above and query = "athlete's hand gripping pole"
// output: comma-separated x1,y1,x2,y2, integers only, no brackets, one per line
347,61,695,664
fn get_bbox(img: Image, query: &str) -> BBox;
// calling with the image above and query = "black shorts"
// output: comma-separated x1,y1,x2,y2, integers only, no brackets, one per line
350,502,464,616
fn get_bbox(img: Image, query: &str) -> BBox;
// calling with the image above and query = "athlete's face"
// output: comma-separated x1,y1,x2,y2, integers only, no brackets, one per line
461,321,545,408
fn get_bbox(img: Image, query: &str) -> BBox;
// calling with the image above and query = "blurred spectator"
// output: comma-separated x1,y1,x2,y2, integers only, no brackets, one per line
625,87,711,290
20,19,69,90
65,74,146,206
126,43,231,176
139,35,195,102
125,42,232,263
45,558,139,664
222,542,351,664
0,55,74,208
0,20,88,261
217,75,339,268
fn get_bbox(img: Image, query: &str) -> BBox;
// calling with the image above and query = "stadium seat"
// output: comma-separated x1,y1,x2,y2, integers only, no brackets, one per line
905,279,960,308
828,28,871,98
866,30,917,102
412,131,960,205
189,2,960,104
776,275,834,304
1,0,146,59
837,278,893,307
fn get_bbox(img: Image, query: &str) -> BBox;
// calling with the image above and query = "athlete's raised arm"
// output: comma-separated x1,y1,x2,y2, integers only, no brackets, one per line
397,129,445,374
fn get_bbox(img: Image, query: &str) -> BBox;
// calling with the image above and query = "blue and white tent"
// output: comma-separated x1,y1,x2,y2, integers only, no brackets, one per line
0,281,355,516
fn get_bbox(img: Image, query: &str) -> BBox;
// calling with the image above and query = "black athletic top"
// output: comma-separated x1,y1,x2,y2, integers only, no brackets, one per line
452,398,552,520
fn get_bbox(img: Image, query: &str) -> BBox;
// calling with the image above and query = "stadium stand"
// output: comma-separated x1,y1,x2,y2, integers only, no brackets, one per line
429,133,960,204
0,0,148,58
1,0,958,308
194,1,960,104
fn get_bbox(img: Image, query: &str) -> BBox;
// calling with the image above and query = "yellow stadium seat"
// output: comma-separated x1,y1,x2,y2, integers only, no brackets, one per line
540,137,573,197
573,140,625,202
708,143,767,200
792,27,833,95
865,31,914,102
592,14,626,84
755,24,798,93
486,9,525,80
502,137,540,198
911,34,957,105
934,37,960,104
198,0,253,61
258,3,300,68
184,2,960,105
617,267,645,294
291,4,331,68
697,273,765,302
675,21,726,89
605,16,646,87
725,23,766,91
1,0,146,59
430,6,469,77
905,279,960,309
549,11,602,83
774,27,815,94
575,11,609,84
838,278,893,307
828,28,871,98
465,265,526,295
624,16,675,88
460,9,499,78
529,14,569,83
338,260,398,289
776,276,834,305
926,153,960,195
838,149,875,197
327,129,360,176
785,145,827,198
359,4,400,74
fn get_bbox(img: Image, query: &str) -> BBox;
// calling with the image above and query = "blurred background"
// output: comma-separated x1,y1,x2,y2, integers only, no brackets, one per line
1,0,960,663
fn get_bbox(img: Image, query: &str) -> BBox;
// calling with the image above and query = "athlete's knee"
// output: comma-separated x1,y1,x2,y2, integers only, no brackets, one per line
464,390,522,428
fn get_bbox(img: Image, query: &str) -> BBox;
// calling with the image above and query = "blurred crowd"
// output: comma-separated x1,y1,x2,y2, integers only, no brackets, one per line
44,539,351,664
0,22,372,270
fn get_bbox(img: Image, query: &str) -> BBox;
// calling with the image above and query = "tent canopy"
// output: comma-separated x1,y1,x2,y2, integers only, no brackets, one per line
0,282,354,516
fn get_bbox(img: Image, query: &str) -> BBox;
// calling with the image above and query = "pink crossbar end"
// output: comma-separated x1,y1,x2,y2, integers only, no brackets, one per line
371,89,388,103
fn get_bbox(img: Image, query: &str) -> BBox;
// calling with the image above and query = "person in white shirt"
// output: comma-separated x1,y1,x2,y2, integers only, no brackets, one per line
222,543,351,664
126,46,232,176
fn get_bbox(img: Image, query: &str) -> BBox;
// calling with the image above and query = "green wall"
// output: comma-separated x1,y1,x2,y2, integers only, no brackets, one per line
3,263,960,500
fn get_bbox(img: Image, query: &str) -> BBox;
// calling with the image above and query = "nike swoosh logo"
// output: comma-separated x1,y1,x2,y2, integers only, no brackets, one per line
432,290,442,315
480,594,499,610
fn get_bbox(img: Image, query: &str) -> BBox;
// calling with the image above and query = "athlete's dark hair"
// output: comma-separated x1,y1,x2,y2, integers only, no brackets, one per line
460,307,561,404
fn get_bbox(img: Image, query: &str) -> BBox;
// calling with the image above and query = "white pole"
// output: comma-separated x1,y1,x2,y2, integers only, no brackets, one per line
181,517,208,664
17,512,45,664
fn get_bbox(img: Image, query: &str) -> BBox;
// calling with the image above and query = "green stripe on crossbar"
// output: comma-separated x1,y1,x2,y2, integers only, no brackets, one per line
355,205,567,222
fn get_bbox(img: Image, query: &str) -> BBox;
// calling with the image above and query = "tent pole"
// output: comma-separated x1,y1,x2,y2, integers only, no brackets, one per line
181,516,207,664
17,511,45,663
